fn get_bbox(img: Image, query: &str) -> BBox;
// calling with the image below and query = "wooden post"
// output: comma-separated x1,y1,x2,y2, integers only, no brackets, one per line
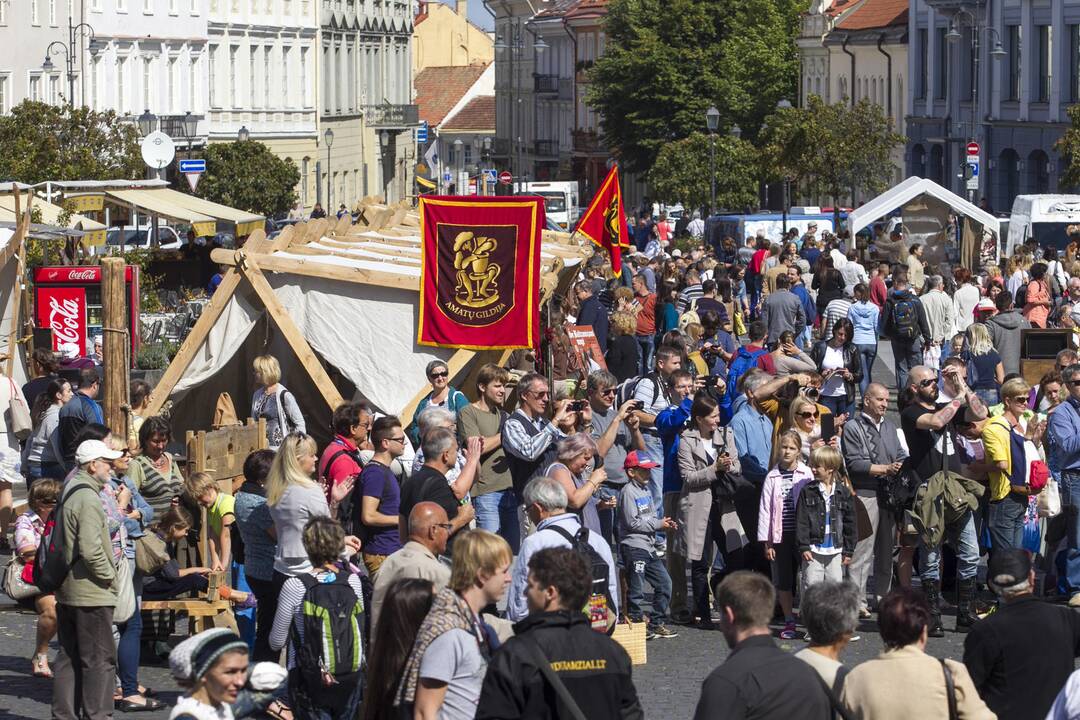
101,257,129,435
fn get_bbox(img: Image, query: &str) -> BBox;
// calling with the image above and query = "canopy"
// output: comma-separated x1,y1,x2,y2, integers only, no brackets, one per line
848,177,999,237
103,188,217,237
151,188,265,238
0,194,107,246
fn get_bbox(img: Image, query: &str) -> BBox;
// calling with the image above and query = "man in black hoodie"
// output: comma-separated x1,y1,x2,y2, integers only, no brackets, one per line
986,291,1031,376
477,547,643,720
881,274,931,392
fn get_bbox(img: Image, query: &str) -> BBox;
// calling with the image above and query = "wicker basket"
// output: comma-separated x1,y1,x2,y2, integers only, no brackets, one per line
611,620,647,665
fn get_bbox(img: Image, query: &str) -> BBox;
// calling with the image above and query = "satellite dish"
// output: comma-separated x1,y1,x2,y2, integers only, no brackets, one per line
141,131,176,170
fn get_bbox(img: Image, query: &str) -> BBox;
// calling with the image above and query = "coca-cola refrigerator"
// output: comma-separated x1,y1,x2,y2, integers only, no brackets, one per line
33,265,141,367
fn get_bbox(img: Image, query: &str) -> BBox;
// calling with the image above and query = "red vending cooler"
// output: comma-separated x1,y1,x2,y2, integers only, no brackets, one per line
33,265,141,368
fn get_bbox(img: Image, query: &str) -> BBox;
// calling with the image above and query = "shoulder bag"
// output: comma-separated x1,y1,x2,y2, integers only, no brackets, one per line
113,556,136,624
7,378,31,440
134,532,171,575
940,658,959,720
3,557,38,600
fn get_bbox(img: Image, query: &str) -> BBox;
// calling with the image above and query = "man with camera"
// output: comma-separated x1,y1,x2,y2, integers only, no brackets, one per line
633,345,685,550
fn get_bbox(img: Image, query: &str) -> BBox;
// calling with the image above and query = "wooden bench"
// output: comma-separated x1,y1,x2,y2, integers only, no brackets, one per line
141,571,238,634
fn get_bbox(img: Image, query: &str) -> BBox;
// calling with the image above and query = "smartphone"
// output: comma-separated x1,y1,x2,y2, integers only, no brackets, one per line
704,375,722,388
821,413,835,442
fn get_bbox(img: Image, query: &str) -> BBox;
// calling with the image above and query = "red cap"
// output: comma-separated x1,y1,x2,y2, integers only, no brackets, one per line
624,450,660,470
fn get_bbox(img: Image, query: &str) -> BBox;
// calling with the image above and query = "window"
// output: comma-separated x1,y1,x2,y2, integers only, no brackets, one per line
191,0,198,12
169,0,177,13
464,142,473,165
168,58,177,112
0,75,8,113
935,26,948,99
1072,25,1080,102
90,0,102,11
48,0,56,25
300,47,308,107
208,45,217,106
29,74,41,102
264,46,271,107
0,0,6,24
89,58,97,109
281,46,290,107
144,0,152,13
117,58,125,111
31,0,39,24
49,74,59,104
248,46,256,108
117,0,127,12
189,55,197,111
1037,25,1051,102
1007,25,1021,100
143,57,152,109
229,45,238,108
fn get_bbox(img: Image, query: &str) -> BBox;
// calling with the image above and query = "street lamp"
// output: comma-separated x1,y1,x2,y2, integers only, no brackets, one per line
137,109,157,136
729,124,742,140
324,127,335,209
43,18,96,106
453,138,464,195
775,99,793,232
705,106,719,215
237,125,250,142
181,111,198,148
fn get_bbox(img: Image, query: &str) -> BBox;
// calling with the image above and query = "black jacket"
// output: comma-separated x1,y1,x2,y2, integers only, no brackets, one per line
810,340,863,406
963,595,1080,720
476,610,643,720
578,295,610,354
795,481,857,556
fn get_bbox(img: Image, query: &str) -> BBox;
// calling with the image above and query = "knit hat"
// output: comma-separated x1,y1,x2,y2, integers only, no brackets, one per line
987,548,1032,590
169,629,248,684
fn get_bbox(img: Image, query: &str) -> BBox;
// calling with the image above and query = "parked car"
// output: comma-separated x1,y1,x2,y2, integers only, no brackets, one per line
92,225,183,254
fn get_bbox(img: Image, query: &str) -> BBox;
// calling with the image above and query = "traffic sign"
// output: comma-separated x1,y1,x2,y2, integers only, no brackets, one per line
417,121,429,144
966,141,980,156
140,131,176,170
482,169,497,182
499,170,513,185
443,171,452,184
179,159,206,173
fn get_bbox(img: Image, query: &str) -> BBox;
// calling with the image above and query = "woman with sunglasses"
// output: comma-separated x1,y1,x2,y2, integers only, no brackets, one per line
407,360,468,448
811,318,862,419
788,396,837,464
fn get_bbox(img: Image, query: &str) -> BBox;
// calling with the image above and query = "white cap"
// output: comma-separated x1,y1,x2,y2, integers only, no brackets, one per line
59,342,80,359
75,439,123,465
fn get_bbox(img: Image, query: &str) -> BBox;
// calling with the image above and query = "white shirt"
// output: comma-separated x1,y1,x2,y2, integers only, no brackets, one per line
820,346,847,397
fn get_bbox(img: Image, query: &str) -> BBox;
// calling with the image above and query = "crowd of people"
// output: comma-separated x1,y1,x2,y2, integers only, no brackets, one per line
6,219,1080,719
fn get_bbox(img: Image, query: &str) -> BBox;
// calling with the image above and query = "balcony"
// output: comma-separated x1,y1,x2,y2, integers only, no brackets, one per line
362,103,419,128
534,140,559,158
572,129,604,155
158,114,204,142
535,74,560,94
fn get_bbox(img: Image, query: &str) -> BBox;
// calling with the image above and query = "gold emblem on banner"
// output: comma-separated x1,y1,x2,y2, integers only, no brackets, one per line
452,231,502,308
602,194,621,244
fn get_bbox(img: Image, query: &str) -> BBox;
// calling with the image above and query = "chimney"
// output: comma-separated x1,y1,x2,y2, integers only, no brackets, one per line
456,0,467,16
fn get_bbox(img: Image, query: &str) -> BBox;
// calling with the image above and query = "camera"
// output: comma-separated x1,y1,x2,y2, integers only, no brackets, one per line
567,400,587,412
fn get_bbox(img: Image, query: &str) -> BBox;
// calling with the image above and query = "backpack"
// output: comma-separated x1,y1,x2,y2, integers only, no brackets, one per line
890,295,920,341
289,571,365,711
1015,282,1028,309
32,484,94,594
545,524,615,632
615,372,662,409
677,298,700,333
719,347,767,424
321,443,366,534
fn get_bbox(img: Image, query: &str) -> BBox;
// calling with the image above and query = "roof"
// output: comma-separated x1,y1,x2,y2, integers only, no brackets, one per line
414,63,490,126
835,0,907,30
848,177,999,236
441,96,495,132
0,194,107,246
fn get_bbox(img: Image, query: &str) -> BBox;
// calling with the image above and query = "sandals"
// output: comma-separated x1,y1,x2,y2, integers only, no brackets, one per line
116,696,164,713
31,654,52,679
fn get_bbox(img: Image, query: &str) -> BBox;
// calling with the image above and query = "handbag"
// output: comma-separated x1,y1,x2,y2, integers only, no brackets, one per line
853,495,874,542
3,558,38,600
940,658,959,720
134,532,170,575
113,556,135,624
733,309,747,337
1038,477,1062,518
7,378,31,440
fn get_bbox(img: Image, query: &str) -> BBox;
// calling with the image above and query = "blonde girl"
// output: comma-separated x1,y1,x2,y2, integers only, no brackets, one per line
795,446,857,597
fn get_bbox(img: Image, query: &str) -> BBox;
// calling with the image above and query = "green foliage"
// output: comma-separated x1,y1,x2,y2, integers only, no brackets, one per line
1057,104,1080,190
762,95,905,208
586,0,805,174
136,341,177,370
0,101,142,183
174,141,299,217
648,133,759,211
120,248,165,313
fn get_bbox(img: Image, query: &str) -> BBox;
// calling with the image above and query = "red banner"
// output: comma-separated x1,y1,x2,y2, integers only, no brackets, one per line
574,165,630,276
36,286,87,353
418,196,544,350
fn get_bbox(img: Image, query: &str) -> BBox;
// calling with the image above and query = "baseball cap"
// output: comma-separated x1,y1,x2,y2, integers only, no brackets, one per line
75,439,124,465
58,342,80,360
624,450,660,470
987,548,1032,589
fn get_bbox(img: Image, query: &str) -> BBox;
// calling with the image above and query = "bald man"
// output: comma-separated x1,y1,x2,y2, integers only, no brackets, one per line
841,382,909,615
369,501,452,631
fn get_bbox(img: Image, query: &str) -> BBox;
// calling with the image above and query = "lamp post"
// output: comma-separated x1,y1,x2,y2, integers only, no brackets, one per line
237,125,250,142
136,109,157,136
453,138,464,195
324,127,334,210
482,136,492,195
705,106,720,216
775,99,793,233
43,17,96,106
180,110,198,157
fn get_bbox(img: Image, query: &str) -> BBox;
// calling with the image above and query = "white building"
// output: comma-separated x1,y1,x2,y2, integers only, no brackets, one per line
0,0,72,112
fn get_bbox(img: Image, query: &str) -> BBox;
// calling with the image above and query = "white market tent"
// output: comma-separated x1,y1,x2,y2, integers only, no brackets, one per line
144,205,588,441
848,177,1000,269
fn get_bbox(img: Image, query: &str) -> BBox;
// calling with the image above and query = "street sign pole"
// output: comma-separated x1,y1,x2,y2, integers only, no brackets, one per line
965,141,980,199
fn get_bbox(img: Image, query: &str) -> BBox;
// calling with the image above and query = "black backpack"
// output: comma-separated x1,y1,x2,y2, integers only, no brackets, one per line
546,524,615,632
1015,282,1028,308
32,484,94,594
288,571,365,712
615,372,662,408
321,444,365,534
891,296,920,341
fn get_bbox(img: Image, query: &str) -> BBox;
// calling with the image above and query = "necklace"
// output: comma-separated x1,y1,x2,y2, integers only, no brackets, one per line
150,454,168,469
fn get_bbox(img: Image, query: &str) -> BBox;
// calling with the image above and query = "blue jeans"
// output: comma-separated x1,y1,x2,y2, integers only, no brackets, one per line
819,394,854,419
799,326,813,350
921,510,979,582
620,545,671,622
636,334,655,375
856,343,877,399
988,493,1028,555
1061,470,1080,596
643,435,665,546
596,484,621,547
892,338,923,393
473,489,521,554
116,568,142,697
232,562,255,651
975,388,1000,408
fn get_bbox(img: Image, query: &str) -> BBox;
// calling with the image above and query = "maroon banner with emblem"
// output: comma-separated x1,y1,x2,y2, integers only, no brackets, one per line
418,195,544,349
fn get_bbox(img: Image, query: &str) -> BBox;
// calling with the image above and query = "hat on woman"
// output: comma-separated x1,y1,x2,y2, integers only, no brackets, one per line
169,629,248,684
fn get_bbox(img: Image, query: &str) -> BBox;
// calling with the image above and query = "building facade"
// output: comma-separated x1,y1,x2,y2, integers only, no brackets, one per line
413,0,492,73
415,62,491,192
0,0,75,113
906,0,1080,211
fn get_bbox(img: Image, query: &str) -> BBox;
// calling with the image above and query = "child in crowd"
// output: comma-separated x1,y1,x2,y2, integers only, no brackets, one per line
759,430,813,640
618,451,678,639
796,446,857,598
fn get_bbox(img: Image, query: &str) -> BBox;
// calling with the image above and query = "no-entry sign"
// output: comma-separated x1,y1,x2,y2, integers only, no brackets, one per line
966,141,980,156
499,170,513,185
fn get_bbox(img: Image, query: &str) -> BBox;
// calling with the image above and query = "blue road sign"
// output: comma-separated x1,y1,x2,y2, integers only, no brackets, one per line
482,169,497,182
417,121,429,143
969,162,979,177
179,159,206,173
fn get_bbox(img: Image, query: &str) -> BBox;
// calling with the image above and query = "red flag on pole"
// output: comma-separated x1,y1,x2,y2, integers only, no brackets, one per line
574,165,630,276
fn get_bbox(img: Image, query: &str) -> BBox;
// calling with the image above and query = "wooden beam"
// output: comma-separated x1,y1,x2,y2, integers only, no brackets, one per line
210,247,420,292
144,230,271,417
5,189,29,377
239,256,345,413
101,257,129,434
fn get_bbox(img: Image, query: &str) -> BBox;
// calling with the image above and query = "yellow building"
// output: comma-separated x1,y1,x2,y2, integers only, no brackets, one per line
413,1,494,73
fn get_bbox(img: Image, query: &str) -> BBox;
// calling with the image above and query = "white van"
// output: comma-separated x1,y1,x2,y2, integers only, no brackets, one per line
1005,195,1080,257
519,181,580,231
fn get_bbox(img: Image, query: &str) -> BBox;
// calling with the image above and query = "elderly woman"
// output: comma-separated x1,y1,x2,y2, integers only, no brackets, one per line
11,479,61,678
409,405,480,501
125,415,185,520
406,360,468,447
545,433,609,535
795,580,860,693
841,588,994,719
251,354,305,450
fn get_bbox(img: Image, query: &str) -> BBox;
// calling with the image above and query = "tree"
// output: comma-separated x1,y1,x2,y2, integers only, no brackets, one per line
648,133,759,212
763,95,905,222
0,101,142,183
176,141,299,217
586,0,804,175
1057,104,1080,190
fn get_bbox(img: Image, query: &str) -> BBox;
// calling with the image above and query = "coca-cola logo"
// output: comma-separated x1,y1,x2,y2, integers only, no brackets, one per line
64,269,98,281
48,297,81,345
38,268,100,282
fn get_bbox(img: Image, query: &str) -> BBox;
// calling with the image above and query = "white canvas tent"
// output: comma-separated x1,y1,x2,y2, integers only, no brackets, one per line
0,192,36,387
848,177,1000,270
145,207,588,441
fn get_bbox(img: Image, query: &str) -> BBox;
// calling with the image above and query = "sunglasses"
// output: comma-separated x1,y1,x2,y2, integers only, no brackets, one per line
529,391,550,398
919,378,938,388
388,436,407,444
599,388,616,396
429,371,449,379
1007,396,1028,403
797,411,819,419
1071,380,1080,387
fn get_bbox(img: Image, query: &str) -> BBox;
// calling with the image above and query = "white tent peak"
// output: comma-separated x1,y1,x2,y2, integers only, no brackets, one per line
848,177,1000,238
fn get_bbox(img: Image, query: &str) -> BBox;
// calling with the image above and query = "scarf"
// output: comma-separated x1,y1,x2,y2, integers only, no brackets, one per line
238,480,266,498
168,695,233,720
395,587,478,707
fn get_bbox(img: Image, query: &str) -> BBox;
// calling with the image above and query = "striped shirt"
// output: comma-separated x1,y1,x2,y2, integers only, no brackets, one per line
677,284,704,314
822,298,853,342
127,454,183,519
779,469,798,531
269,569,365,667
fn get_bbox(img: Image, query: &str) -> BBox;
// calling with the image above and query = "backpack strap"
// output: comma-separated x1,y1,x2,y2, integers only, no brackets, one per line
298,573,319,592
940,659,959,720
521,637,589,720
543,523,576,545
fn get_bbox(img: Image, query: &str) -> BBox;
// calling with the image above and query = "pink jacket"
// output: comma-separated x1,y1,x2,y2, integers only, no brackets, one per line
757,462,814,544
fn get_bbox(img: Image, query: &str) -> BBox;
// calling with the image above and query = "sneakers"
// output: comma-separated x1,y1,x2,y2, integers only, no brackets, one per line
670,610,695,626
649,623,678,638
644,625,657,640
779,621,799,640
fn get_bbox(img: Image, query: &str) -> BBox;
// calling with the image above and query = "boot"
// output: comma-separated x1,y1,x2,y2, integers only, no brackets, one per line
956,578,979,632
923,579,946,638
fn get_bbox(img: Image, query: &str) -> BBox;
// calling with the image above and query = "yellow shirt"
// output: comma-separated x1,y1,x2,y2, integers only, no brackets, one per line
981,416,1014,501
